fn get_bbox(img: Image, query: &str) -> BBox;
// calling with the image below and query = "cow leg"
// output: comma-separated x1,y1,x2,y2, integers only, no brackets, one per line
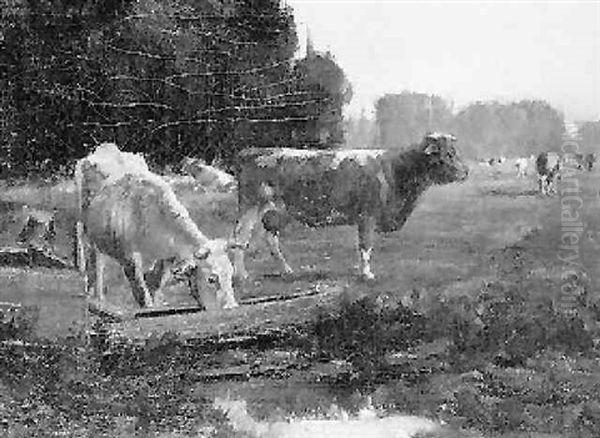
90,247,105,302
187,268,209,310
123,253,154,308
538,176,547,195
75,221,86,272
144,259,174,306
357,215,376,280
265,231,293,276
231,207,259,280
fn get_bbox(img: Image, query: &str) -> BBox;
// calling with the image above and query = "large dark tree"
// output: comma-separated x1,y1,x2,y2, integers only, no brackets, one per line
0,0,352,176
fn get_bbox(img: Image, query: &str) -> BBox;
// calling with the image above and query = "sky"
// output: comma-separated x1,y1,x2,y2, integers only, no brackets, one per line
286,0,600,122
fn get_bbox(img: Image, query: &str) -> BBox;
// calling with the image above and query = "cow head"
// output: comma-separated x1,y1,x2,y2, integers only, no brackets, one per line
421,133,469,184
185,239,239,311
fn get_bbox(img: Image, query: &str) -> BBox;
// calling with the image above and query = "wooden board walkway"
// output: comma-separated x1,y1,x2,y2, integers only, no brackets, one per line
90,287,327,321
93,284,345,343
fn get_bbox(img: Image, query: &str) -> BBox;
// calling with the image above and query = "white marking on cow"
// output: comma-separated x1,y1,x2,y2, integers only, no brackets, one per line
255,148,386,169
360,248,374,280
255,149,321,167
329,150,386,170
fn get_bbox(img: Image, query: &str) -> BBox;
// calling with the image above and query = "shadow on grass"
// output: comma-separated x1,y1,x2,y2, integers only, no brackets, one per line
262,269,341,283
483,188,540,198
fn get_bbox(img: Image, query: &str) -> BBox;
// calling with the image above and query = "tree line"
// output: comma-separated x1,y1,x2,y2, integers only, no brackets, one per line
347,92,598,159
0,0,351,177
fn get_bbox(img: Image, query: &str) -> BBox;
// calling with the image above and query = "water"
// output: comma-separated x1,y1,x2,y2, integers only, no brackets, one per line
215,396,440,438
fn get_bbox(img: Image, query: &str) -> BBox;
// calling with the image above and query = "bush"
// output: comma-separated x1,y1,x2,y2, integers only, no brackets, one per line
311,295,427,382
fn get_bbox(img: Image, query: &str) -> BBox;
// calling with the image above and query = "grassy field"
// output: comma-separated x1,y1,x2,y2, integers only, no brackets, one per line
1,162,600,437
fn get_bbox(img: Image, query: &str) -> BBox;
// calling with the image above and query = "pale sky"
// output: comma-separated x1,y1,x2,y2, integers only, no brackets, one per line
286,0,600,122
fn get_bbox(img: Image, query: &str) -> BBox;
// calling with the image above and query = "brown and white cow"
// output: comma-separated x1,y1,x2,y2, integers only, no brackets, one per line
75,143,238,310
536,152,561,195
231,133,469,281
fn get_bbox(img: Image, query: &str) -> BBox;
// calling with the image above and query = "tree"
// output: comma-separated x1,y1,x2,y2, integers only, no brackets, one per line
344,110,376,149
374,92,453,149
291,50,352,148
452,100,564,159
0,0,353,176
578,121,600,152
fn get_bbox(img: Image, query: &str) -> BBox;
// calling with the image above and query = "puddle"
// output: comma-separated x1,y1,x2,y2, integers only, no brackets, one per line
214,397,440,438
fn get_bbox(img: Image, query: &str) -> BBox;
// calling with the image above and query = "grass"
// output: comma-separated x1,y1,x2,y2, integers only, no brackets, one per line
1,162,600,436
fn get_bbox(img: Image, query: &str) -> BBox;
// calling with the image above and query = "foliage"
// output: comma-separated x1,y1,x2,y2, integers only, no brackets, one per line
374,91,454,149
344,109,377,149
308,281,597,382
0,330,244,437
578,120,600,152
452,100,564,159
0,0,351,177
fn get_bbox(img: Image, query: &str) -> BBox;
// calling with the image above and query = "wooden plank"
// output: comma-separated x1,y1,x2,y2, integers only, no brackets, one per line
134,306,204,319
131,288,325,319
239,288,322,306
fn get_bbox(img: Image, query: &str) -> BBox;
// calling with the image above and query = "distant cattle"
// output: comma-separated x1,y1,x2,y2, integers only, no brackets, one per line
562,152,595,172
584,153,596,171
536,152,561,195
231,133,469,281
515,157,529,178
75,143,238,310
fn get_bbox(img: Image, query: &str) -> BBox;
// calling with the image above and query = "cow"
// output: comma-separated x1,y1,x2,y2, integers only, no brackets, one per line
515,157,529,178
16,206,56,251
83,172,238,310
536,152,561,195
74,142,150,271
181,157,236,192
75,143,238,310
231,132,469,281
584,153,596,171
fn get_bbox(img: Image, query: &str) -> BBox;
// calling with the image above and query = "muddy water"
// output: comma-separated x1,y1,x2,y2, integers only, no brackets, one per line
214,395,439,438
198,379,441,437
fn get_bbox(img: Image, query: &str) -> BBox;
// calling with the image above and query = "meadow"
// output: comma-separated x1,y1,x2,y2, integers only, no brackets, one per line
1,161,600,437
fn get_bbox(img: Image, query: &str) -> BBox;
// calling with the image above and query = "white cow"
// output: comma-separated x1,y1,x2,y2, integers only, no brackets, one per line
84,172,238,309
75,143,238,309
515,157,529,178
74,142,150,270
